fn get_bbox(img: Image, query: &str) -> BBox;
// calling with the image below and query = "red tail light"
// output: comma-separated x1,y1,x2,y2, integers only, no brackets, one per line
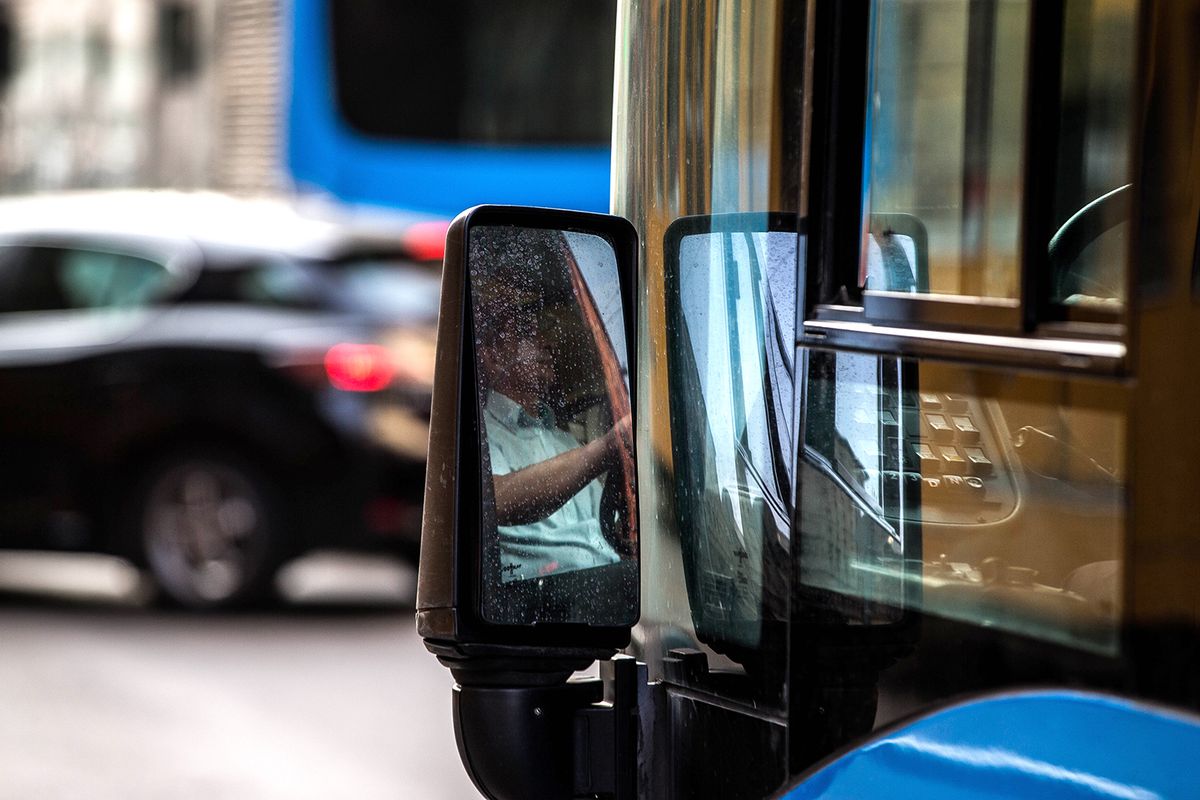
324,343,395,392
402,220,451,262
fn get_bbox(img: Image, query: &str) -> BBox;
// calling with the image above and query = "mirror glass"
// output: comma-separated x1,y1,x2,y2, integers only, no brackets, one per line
468,224,637,626
864,233,918,292
662,215,798,709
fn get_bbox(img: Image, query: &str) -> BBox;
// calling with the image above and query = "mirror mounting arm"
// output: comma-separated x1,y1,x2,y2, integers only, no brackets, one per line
424,638,617,687
452,656,640,800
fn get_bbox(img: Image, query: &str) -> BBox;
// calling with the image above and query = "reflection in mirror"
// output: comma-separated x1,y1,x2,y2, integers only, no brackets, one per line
468,225,637,626
865,233,917,292
665,219,797,680
863,214,930,294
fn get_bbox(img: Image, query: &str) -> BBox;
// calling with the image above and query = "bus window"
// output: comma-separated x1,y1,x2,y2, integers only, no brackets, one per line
329,0,616,146
1049,0,1136,310
288,0,616,214
801,356,1126,656
863,0,1030,300
862,0,1136,315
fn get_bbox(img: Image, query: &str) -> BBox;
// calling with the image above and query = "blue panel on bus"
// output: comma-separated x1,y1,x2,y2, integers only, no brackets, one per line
781,691,1200,800
285,0,611,218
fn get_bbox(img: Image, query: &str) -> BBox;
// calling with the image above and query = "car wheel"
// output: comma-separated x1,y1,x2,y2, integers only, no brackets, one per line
135,451,286,610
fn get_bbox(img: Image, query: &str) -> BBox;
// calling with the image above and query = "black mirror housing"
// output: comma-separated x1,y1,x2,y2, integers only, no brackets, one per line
416,205,640,684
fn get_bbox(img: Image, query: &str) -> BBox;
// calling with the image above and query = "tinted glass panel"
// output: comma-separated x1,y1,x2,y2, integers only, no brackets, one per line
800,354,1125,655
0,246,53,312
1049,0,1135,310
863,0,1030,300
231,258,326,309
468,224,637,626
331,260,442,322
185,258,441,321
331,0,616,145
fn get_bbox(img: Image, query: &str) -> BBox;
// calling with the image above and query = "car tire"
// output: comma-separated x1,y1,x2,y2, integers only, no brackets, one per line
133,449,288,610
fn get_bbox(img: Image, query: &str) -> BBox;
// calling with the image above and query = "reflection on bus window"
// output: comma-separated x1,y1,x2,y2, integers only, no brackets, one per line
863,213,929,294
864,232,918,293
800,352,911,626
800,352,1125,654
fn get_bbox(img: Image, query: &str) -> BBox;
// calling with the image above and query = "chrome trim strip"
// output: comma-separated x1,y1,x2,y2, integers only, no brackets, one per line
802,319,1126,374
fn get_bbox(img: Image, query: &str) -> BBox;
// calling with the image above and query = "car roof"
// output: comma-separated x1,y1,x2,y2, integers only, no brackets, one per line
0,190,446,263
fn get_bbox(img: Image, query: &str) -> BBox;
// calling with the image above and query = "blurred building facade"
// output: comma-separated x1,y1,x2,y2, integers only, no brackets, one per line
0,0,282,194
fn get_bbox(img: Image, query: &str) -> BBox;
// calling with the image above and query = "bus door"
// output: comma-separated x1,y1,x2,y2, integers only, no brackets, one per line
798,0,1134,731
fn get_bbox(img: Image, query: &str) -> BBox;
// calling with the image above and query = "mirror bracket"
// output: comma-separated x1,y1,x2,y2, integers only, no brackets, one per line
452,656,641,800
424,637,618,687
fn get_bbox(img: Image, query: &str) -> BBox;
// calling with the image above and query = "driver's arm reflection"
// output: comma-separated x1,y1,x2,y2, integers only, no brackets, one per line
481,325,628,582
492,410,630,526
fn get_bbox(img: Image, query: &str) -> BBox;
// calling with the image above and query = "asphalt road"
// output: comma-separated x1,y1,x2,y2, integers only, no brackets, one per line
0,552,482,800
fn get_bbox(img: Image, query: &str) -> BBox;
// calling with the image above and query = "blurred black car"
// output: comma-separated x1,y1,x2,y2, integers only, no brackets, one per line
0,192,445,608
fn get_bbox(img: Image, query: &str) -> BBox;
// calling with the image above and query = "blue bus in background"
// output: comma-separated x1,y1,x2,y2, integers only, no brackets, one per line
285,0,616,218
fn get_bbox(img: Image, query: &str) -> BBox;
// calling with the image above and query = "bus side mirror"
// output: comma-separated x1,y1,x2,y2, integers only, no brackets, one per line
417,205,640,685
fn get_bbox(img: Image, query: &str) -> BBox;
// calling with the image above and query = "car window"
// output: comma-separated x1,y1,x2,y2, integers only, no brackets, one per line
331,260,442,322
0,246,171,313
234,258,326,309
56,248,172,309
175,256,327,310
185,257,441,322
